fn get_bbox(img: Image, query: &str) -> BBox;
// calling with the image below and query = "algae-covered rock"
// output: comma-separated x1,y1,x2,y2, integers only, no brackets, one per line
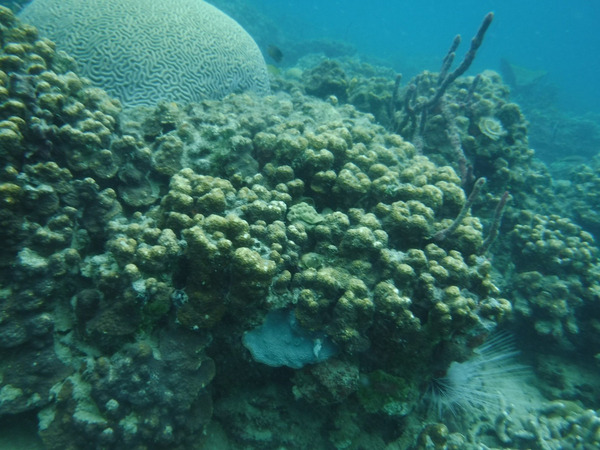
357,370,418,417
303,59,348,101
39,332,214,449
292,358,359,405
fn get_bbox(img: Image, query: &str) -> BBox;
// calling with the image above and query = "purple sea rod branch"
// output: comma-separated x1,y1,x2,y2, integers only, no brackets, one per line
388,74,403,125
394,83,416,134
480,190,510,254
425,12,494,109
440,98,473,186
438,35,461,85
393,12,494,145
433,177,486,241
465,74,481,106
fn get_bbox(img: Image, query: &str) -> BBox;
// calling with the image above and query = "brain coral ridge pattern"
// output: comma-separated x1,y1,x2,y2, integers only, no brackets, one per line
19,0,271,106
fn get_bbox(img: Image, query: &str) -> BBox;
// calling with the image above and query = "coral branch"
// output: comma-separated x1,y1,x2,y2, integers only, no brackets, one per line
426,12,494,108
465,73,482,106
480,190,510,254
389,74,403,121
439,35,461,84
440,98,473,185
391,12,494,150
433,177,486,241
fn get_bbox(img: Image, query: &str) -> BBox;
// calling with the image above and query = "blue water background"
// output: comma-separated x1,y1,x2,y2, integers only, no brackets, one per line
248,0,600,115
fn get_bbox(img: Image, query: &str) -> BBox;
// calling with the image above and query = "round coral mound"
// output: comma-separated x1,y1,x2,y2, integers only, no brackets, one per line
19,0,270,106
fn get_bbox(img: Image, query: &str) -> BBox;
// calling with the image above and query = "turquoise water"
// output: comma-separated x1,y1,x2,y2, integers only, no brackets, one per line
236,0,600,115
210,0,600,162
6,0,599,112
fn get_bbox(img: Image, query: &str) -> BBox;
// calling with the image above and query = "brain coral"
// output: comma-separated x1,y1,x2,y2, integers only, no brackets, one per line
19,0,270,106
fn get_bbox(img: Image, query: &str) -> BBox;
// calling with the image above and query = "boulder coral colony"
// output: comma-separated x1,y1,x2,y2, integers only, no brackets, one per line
0,2,599,449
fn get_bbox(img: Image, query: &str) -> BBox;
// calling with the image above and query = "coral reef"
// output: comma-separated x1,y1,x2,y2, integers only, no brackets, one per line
558,153,600,238
19,0,270,106
0,7,512,438
39,331,214,449
409,399,600,450
509,212,600,352
392,68,533,197
109,76,512,447
0,8,215,448
0,8,126,428
111,86,508,366
303,59,349,102
1,4,599,449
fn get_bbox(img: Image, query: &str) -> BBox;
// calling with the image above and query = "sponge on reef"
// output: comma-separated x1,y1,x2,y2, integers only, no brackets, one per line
19,0,270,106
243,309,338,369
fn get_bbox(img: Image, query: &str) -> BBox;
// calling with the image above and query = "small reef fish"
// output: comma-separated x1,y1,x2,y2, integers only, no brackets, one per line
267,45,283,63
